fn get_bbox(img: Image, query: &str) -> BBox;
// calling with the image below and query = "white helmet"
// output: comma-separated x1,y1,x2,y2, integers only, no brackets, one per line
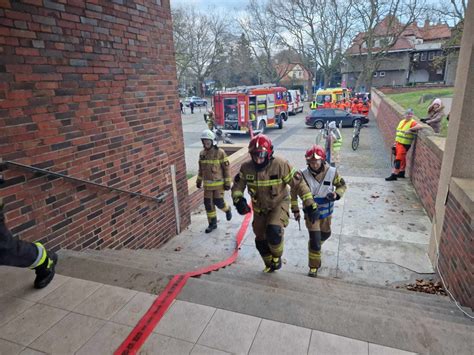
201,129,217,145
328,121,337,129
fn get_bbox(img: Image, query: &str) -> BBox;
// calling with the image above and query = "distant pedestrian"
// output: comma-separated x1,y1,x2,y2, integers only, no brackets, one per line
190,101,195,114
421,98,444,134
180,101,184,114
385,109,423,181
0,199,58,289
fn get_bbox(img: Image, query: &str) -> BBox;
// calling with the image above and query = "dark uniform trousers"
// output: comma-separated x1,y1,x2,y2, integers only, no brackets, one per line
0,214,38,268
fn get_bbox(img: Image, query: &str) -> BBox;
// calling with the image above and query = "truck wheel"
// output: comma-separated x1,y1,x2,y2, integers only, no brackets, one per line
281,113,287,122
278,117,283,129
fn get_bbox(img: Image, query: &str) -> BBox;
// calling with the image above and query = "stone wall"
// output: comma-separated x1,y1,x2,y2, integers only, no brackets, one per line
0,0,190,250
438,178,473,309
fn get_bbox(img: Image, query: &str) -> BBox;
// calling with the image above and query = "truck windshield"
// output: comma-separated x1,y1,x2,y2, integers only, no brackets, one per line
224,98,238,121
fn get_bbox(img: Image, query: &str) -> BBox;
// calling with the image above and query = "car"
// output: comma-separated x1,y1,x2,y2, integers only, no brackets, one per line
184,96,208,107
305,109,369,129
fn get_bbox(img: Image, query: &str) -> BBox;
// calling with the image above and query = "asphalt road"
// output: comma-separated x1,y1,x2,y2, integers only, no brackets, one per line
181,104,391,177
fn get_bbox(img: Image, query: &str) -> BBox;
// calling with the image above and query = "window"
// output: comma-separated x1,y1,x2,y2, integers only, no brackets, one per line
420,52,427,61
373,72,378,77
379,71,386,77
428,52,435,61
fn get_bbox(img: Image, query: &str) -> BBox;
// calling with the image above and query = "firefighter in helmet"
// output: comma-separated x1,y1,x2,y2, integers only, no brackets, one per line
232,135,319,273
0,198,58,289
291,145,346,277
204,109,215,131
196,129,232,233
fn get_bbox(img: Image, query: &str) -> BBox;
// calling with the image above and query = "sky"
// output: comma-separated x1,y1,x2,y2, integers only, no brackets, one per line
170,0,250,12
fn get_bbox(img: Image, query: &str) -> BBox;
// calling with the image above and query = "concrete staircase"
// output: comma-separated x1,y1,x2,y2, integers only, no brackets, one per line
57,248,474,355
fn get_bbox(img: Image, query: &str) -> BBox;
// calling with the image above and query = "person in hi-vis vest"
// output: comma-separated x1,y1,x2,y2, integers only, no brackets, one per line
291,145,346,277
385,109,423,181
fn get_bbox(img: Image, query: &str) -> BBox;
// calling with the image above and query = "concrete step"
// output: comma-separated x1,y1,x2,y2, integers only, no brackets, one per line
207,263,466,316
178,277,474,355
200,271,470,327
56,251,172,295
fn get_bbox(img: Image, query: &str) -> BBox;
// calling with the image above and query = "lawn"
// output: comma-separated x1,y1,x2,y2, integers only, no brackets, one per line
387,87,453,137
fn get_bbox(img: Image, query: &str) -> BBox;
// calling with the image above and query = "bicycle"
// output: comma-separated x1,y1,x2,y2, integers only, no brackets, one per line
351,120,361,151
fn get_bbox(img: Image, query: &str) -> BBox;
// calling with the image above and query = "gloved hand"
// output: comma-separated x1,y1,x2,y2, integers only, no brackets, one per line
293,210,301,222
234,197,251,215
303,204,319,224
196,180,202,189
420,118,427,123
326,192,337,202
224,184,231,191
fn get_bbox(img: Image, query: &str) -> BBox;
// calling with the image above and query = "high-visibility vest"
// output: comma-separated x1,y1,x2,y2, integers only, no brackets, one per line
302,167,336,219
395,119,416,145
310,101,317,109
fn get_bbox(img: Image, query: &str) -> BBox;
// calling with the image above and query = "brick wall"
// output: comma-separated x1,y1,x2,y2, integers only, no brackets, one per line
0,0,190,251
371,89,443,219
188,145,249,212
438,191,473,308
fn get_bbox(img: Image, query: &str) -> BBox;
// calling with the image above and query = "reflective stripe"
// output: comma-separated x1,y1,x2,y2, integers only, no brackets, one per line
200,159,228,164
206,211,217,218
30,242,46,269
232,191,244,202
248,179,282,187
203,180,224,187
224,177,232,182
282,167,297,183
301,192,313,201
291,200,298,207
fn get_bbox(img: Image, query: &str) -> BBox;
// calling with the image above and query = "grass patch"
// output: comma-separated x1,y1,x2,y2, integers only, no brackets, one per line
186,173,195,179
388,88,453,137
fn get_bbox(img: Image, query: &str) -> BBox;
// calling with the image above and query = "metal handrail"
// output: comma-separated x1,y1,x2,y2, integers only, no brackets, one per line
3,160,168,204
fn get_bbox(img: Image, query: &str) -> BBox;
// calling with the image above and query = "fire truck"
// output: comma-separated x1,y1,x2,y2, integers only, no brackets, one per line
212,84,288,135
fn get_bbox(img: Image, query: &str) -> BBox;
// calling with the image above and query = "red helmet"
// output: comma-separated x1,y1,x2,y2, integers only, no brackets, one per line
305,144,326,161
249,134,273,159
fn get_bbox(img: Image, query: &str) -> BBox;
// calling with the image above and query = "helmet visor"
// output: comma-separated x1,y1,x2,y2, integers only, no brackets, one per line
251,150,268,159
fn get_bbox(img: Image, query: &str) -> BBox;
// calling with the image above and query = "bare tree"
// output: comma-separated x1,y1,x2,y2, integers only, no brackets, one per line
239,0,289,83
347,0,426,90
269,0,355,88
171,7,231,95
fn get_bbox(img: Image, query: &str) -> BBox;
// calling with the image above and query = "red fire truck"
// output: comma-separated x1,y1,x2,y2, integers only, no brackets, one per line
212,84,288,135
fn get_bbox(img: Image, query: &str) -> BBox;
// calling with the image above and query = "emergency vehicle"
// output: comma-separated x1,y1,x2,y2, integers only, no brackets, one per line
212,84,288,135
286,89,304,115
314,87,351,107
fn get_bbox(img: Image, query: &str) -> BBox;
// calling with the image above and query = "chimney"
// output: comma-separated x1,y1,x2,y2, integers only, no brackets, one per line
424,18,430,28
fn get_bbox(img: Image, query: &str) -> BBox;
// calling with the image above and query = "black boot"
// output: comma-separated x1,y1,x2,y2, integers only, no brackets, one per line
270,257,282,271
225,209,232,221
397,171,406,178
308,268,318,278
34,251,58,289
205,222,217,233
385,173,398,181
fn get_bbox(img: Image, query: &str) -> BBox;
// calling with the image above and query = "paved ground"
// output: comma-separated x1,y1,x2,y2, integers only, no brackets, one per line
0,267,415,355
181,105,433,287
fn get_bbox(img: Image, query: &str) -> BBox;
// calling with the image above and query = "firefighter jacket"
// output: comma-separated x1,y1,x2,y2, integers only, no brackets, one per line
395,118,417,146
197,146,231,190
232,156,316,214
291,162,346,218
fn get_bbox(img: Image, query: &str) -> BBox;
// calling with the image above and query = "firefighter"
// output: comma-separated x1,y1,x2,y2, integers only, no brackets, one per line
196,129,232,232
204,109,215,130
310,99,317,110
291,145,346,277
351,99,360,114
232,135,319,273
0,198,58,289
385,109,423,181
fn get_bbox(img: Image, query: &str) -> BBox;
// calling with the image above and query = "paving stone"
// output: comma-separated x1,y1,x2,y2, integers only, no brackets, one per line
197,309,261,354
0,303,67,346
191,344,231,355
39,278,101,311
76,322,132,355
154,300,216,343
111,291,156,327
0,338,24,355
249,319,311,355
0,296,34,327
308,329,368,355
369,343,417,355
73,284,137,320
140,333,194,355
29,313,105,354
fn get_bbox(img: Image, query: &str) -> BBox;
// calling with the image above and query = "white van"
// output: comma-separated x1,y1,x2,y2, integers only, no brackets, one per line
286,90,304,115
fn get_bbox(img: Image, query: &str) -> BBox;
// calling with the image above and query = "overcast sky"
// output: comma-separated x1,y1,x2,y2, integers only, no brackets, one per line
170,0,250,12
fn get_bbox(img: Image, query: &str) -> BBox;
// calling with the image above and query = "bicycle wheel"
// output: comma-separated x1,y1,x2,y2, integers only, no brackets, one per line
352,135,359,151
